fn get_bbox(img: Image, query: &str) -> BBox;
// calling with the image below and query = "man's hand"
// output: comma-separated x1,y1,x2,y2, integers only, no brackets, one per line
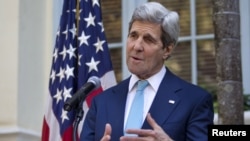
101,123,112,141
120,113,173,141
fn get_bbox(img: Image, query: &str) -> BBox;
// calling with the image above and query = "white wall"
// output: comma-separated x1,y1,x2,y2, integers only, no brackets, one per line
0,0,53,141
240,0,250,95
0,0,19,130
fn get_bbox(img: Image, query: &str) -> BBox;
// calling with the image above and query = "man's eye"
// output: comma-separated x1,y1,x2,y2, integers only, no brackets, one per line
129,33,137,38
144,37,154,43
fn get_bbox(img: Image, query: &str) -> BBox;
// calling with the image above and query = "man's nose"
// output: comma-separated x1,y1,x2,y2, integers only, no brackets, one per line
133,38,143,51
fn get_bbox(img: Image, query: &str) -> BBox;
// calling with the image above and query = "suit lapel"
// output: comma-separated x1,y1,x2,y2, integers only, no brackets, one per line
106,78,130,136
142,69,182,128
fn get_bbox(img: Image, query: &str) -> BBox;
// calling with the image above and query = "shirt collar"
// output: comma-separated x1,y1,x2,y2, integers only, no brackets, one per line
129,66,166,92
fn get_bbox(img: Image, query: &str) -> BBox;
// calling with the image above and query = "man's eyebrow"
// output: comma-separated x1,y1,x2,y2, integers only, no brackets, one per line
144,33,157,40
129,30,137,34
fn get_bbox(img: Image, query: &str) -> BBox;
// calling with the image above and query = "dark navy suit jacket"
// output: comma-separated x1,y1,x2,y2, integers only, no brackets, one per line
80,68,214,141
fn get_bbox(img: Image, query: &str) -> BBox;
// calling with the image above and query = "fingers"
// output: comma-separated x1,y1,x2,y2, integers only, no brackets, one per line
122,114,173,141
126,129,155,136
104,123,112,136
101,123,112,141
146,113,173,141
123,113,158,137
146,113,160,130
120,136,146,141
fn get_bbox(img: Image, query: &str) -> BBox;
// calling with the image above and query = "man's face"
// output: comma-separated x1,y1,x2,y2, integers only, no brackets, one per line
126,20,171,79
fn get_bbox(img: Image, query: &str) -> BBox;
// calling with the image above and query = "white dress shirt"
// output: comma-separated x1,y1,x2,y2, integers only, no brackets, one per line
124,66,166,129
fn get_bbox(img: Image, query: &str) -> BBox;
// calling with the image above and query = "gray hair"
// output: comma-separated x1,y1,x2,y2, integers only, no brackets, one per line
129,2,180,48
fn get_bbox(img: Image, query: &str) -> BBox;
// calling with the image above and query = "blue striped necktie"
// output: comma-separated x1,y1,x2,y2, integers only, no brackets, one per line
125,80,149,136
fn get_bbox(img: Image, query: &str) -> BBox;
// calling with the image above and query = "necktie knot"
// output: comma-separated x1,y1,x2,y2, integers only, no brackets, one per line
137,80,149,91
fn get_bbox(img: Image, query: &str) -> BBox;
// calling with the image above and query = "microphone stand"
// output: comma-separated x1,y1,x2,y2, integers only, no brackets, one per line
73,99,84,141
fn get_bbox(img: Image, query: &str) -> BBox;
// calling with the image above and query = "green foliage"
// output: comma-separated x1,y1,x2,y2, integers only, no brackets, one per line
243,94,250,111
200,84,250,113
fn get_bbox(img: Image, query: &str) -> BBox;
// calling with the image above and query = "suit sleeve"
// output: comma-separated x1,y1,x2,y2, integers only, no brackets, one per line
186,92,214,141
80,97,97,141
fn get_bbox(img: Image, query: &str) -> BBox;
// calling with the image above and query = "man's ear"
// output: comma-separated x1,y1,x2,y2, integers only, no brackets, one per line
163,44,174,59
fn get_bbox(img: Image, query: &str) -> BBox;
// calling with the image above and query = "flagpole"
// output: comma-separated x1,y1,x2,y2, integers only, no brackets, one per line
72,2,82,141
75,0,80,38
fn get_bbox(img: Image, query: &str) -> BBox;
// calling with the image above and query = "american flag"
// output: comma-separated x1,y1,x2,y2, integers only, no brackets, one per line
41,0,117,140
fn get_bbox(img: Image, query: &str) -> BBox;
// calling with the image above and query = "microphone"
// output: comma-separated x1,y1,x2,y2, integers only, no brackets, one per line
64,76,101,111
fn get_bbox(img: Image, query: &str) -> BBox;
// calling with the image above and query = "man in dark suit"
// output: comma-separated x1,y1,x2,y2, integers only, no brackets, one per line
80,2,214,141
